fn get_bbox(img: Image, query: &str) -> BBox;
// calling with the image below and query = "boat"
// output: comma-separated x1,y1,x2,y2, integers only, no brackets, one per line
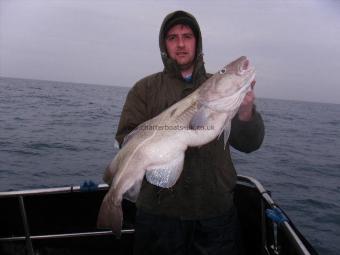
0,175,318,255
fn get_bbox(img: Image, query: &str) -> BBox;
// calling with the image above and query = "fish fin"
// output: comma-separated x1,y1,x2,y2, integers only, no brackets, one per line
217,119,232,149
103,156,120,184
123,179,142,202
146,153,184,188
97,191,123,238
121,128,139,147
189,105,211,130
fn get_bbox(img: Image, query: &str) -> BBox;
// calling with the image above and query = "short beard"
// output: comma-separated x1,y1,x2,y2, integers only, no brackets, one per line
176,60,195,72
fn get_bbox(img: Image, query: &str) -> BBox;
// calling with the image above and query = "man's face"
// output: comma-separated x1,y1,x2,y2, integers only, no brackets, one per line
165,24,196,71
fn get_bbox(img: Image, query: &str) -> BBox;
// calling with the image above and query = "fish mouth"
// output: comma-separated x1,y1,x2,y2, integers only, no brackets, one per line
238,57,256,89
238,57,255,75
242,68,256,94
236,57,256,93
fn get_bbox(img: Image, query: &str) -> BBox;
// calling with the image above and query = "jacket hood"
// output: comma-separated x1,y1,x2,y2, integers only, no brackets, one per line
159,10,205,79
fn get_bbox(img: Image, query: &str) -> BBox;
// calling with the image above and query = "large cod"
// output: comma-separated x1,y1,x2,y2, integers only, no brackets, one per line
97,56,256,236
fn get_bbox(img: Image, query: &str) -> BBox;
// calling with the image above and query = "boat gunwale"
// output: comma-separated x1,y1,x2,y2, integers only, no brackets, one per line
237,175,312,255
0,176,314,255
0,184,109,197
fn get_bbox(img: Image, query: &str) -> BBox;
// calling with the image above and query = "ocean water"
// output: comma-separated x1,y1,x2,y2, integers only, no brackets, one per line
0,77,339,254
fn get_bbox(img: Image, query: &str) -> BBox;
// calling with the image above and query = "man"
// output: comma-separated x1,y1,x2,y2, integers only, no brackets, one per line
115,10,264,255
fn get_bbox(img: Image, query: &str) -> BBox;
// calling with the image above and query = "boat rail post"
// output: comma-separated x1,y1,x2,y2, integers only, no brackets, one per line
260,197,270,255
272,222,280,254
18,196,35,255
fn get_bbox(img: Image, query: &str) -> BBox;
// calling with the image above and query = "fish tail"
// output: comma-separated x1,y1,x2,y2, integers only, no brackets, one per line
103,156,119,184
97,192,123,238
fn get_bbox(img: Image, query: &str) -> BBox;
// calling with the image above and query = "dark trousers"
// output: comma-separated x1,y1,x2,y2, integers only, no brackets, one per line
133,207,244,255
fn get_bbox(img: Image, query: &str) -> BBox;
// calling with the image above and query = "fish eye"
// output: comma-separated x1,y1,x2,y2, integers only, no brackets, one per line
219,68,227,74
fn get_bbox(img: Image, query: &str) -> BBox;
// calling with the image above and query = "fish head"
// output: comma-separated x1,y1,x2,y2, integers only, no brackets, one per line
199,56,256,104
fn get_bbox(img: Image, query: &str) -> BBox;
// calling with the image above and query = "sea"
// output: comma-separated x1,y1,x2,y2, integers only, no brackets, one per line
0,77,339,254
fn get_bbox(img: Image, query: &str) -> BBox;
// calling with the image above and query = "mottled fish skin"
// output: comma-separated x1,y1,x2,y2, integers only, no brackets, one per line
97,56,256,237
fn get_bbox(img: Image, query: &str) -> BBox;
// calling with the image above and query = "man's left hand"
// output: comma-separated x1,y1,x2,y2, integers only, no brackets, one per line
238,80,256,121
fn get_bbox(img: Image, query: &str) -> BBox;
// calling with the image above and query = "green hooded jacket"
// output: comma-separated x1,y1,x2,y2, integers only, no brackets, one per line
115,10,265,219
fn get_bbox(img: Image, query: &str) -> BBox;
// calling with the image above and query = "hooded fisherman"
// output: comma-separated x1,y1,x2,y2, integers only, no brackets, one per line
115,10,265,255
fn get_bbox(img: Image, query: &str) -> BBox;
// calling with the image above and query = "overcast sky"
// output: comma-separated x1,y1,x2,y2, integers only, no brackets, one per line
1,0,339,104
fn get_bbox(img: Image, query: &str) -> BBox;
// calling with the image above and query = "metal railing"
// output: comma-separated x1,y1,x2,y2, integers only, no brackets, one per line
1,176,314,255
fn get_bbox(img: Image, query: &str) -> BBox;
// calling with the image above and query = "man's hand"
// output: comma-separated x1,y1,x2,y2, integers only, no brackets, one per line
238,80,256,121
